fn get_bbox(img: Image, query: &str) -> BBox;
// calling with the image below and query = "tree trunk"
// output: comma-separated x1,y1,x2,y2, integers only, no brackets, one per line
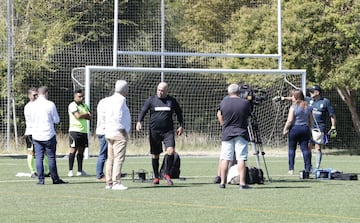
336,88,360,136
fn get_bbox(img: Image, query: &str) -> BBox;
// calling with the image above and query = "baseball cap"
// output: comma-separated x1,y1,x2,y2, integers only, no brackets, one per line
309,85,321,93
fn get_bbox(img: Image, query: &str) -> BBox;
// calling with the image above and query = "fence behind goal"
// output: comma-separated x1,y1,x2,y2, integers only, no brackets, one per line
72,67,304,150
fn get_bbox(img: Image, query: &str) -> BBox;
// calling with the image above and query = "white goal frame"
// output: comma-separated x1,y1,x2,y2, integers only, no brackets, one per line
73,66,305,158
82,66,306,110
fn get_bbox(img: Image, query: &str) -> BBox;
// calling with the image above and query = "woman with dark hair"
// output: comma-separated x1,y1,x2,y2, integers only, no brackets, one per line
283,89,313,175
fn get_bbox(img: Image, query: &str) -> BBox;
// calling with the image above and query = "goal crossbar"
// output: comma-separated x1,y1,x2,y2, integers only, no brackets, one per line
85,66,306,74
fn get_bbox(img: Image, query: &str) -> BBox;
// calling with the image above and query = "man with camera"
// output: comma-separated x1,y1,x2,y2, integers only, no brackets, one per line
217,84,252,189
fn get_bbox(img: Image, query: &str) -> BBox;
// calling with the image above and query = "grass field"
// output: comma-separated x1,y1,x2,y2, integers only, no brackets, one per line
0,153,359,223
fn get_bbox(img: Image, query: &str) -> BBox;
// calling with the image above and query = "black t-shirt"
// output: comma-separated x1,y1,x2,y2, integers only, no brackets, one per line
138,95,184,131
219,97,251,141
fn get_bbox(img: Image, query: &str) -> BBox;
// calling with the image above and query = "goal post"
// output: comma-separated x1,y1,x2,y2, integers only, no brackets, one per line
71,66,306,153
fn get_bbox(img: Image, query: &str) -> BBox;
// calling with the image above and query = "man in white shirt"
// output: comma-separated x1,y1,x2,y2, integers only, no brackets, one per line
24,87,50,178
31,86,67,185
95,95,109,181
104,80,131,190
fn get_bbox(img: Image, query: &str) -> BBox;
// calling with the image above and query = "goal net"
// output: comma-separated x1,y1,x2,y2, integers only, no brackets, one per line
72,66,305,151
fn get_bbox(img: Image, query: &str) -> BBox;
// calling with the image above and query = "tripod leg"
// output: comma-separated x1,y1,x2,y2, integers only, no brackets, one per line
251,142,261,169
248,118,271,183
258,144,271,183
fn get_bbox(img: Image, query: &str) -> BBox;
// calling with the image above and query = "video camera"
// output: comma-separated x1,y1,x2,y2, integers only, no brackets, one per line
238,83,268,108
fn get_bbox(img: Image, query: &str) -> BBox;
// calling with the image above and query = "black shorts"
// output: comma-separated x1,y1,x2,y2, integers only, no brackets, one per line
69,131,88,148
25,135,33,150
149,129,175,155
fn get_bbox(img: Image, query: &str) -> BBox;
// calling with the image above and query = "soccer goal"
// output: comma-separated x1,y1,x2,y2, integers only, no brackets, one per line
71,66,305,149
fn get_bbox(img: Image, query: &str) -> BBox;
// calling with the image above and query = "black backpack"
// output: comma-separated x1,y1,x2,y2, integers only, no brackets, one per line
246,166,264,184
229,166,264,185
160,152,181,179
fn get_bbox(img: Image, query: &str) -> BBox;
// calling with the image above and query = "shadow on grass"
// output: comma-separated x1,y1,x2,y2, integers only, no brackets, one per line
254,186,312,189
270,178,322,183
324,148,360,156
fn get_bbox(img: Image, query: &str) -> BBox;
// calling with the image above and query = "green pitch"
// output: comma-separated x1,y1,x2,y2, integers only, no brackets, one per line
0,155,359,223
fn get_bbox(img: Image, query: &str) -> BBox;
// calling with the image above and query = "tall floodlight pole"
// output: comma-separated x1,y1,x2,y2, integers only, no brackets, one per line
113,0,119,67
160,0,165,82
277,0,282,70
6,0,12,151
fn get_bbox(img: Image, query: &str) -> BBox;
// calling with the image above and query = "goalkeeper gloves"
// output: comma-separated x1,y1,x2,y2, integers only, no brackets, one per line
327,126,337,138
272,96,284,103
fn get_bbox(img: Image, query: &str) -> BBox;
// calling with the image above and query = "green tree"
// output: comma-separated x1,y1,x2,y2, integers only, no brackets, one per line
176,0,360,137
281,0,360,136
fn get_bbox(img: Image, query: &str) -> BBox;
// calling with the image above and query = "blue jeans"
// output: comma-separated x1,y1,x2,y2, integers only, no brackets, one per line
288,125,311,172
96,135,108,179
33,136,60,182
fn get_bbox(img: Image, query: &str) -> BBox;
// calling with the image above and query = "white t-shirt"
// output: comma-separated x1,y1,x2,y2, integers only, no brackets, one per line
95,97,108,135
24,101,36,135
31,95,60,141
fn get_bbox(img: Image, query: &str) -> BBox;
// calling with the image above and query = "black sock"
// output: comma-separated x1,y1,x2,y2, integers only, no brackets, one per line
69,153,75,170
152,158,159,178
77,153,84,172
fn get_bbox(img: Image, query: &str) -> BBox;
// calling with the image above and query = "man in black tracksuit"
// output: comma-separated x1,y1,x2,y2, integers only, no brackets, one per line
136,82,184,186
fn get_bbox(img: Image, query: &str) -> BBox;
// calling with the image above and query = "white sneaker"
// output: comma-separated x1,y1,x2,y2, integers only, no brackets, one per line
111,184,128,190
77,171,89,176
288,170,294,175
105,185,112,189
68,170,74,177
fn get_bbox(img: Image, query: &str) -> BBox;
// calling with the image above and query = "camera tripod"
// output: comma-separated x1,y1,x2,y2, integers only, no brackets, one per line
247,113,271,182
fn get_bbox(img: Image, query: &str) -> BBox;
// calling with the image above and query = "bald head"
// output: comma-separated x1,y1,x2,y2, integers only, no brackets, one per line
115,80,129,96
157,82,168,98
228,84,240,96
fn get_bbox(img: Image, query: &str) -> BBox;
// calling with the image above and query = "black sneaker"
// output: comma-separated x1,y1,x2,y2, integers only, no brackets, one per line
213,176,221,184
239,184,251,190
219,184,226,189
53,179,68,184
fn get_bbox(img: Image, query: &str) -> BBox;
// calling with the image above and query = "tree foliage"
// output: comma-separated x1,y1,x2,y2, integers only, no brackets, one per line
175,0,360,136
1,0,359,141
281,0,360,135
0,0,117,100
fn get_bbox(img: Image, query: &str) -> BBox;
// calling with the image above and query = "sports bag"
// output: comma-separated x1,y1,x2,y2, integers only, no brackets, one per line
229,166,264,185
160,152,181,179
331,171,358,181
311,128,325,144
311,113,325,144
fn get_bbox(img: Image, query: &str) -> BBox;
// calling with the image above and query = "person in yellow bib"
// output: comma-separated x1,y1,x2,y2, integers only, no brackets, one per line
68,89,91,177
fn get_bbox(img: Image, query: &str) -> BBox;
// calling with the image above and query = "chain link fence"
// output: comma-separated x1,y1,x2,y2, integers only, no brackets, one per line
1,1,359,153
